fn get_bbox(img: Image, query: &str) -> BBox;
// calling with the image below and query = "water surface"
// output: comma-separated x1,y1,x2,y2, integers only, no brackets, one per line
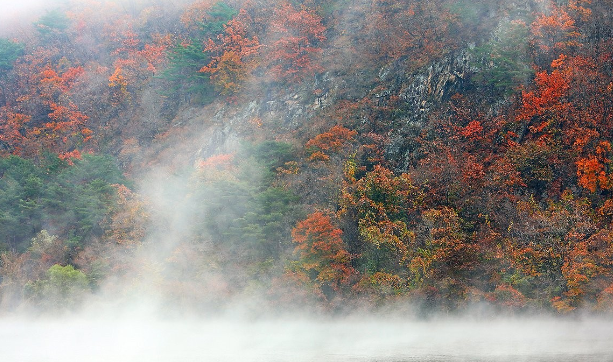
1,317,612,361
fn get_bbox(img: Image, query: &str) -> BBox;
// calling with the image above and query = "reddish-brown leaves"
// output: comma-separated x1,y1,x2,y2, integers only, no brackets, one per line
292,211,355,291
200,12,261,95
305,125,357,162
265,2,326,83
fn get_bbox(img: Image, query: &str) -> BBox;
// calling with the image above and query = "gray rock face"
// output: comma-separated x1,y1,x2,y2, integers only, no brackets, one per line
151,48,479,172
385,50,476,128
372,50,478,171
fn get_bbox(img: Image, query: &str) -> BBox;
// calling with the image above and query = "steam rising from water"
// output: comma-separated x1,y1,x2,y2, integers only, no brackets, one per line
2,316,613,361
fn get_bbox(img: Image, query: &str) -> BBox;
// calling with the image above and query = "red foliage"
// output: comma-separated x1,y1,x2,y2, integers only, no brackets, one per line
357,0,459,67
265,2,326,83
531,2,581,65
197,153,235,170
58,149,83,165
0,110,29,156
200,11,261,95
459,120,484,141
291,211,355,292
305,125,357,162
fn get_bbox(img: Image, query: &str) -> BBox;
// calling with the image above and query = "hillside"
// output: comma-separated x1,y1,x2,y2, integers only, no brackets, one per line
1,0,613,316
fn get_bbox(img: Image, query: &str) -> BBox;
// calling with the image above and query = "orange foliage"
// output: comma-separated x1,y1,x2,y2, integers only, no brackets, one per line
195,153,237,182
305,125,357,162
108,66,129,101
0,110,30,156
46,101,88,131
197,153,235,169
265,2,326,83
200,13,261,95
531,3,581,57
58,149,83,165
501,192,613,311
292,211,355,292
104,16,170,102
576,142,612,192
360,0,458,67
519,67,571,127
512,47,613,195
139,35,173,73
3,48,93,156
487,284,527,309
104,184,149,244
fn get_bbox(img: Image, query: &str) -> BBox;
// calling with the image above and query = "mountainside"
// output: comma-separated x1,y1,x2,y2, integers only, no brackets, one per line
1,0,613,316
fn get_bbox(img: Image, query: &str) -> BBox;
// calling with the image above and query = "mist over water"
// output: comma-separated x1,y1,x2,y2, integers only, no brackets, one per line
1,316,613,361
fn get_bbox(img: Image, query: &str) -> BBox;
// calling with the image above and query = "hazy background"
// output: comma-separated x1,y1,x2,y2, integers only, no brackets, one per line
0,0,62,33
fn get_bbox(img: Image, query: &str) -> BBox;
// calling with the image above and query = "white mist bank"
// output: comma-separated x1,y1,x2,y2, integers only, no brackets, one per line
1,316,613,362
0,0,60,33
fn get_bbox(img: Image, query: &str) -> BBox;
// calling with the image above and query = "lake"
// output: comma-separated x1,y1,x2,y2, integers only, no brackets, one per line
1,316,612,361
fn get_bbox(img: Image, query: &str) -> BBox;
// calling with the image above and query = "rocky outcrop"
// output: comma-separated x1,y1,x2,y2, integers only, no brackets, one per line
139,48,479,173
382,49,476,127
372,50,478,171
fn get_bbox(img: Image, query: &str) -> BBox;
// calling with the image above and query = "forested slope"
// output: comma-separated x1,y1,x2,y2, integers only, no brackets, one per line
1,0,613,316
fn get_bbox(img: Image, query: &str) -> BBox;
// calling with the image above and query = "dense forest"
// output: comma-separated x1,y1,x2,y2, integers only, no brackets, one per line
1,0,613,316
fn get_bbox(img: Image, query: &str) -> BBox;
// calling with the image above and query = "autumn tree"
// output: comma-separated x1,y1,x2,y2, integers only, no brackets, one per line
14,61,91,157
105,16,171,103
353,0,458,68
102,184,149,245
410,207,479,308
305,125,357,162
530,2,581,68
511,51,613,195
264,2,326,83
200,10,261,95
290,211,355,298
340,165,423,283
501,192,613,312
0,110,29,156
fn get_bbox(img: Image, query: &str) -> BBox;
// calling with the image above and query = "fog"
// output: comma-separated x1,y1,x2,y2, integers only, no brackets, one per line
0,0,54,14
2,316,613,361
0,0,63,32
7,160,613,361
